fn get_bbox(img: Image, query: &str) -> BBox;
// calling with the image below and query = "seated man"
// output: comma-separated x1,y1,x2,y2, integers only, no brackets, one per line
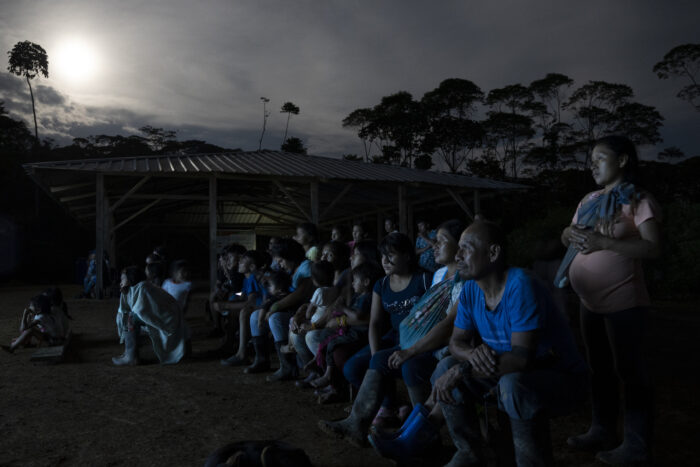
113,266,188,365
430,221,588,466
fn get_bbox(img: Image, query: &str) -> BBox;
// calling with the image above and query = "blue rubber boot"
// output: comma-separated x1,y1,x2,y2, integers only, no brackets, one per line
370,402,427,441
368,403,439,462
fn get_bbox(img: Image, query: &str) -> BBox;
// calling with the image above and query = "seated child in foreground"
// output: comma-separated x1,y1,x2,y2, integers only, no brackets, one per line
308,261,382,393
3,290,69,353
286,261,339,362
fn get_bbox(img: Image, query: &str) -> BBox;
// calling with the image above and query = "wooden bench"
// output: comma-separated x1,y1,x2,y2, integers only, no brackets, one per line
30,327,72,363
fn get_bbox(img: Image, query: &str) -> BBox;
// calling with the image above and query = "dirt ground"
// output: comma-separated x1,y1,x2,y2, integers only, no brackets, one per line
0,284,697,467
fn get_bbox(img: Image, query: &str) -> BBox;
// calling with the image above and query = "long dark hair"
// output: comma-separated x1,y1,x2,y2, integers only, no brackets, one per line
379,232,418,272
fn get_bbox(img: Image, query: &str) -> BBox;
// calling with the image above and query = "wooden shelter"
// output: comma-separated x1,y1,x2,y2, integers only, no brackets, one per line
23,150,526,297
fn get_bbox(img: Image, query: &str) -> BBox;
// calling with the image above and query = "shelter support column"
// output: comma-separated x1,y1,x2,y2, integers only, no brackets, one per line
398,184,408,234
95,173,105,299
310,181,319,225
473,189,481,218
209,176,218,296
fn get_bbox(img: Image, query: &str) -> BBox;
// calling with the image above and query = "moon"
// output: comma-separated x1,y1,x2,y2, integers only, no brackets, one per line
53,39,100,83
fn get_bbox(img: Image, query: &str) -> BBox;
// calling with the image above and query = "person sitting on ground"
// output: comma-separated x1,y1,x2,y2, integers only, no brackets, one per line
112,266,189,365
319,219,465,448
3,292,69,353
415,219,438,273
247,239,314,381
413,221,588,466
162,260,193,313
294,222,320,263
337,232,433,430
286,261,339,368
302,261,383,399
220,250,271,366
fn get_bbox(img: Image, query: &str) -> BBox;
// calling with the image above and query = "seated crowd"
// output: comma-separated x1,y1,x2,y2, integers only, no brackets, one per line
2,136,660,466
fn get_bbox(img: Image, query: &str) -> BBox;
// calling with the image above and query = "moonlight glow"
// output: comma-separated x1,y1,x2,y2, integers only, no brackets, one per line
53,39,99,83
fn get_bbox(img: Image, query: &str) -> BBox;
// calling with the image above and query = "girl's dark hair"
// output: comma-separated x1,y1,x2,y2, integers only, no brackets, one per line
311,260,335,287
243,250,271,270
29,294,52,315
379,232,418,270
123,265,144,287
297,222,319,244
323,241,351,271
352,239,380,265
269,238,307,266
224,243,247,256
352,221,367,233
437,219,468,242
267,270,292,293
153,245,167,259
351,262,384,287
146,253,163,264
145,262,165,282
43,287,64,306
595,135,639,180
171,260,191,281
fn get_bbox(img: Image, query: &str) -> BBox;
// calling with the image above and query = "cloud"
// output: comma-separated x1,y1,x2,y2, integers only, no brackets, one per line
1,0,698,159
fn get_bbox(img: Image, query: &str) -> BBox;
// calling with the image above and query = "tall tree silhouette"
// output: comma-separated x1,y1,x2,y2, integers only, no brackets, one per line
653,43,700,112
7,41,49,144
280,101,300,144
258,97,270,150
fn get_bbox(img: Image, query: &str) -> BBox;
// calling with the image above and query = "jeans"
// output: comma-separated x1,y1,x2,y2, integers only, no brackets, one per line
343,329,398,409
432,356,588,420
249,309,293,343
369,345,438,388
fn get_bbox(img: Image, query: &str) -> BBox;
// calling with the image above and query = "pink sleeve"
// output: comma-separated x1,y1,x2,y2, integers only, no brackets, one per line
634,195,662,227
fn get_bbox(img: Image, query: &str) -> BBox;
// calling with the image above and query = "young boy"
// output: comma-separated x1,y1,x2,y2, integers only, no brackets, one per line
220,250,270,365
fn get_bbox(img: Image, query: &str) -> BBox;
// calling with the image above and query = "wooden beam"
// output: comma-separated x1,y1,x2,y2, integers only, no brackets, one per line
60,192,96,203
110,176,152,212
319,183,353,221
273,180,312,222
446,188,474,220
49,181,94,193
209,176,218,296
111,199,161,233
95,174,105,299
310,181,319,225
398,184,408,234
473,189,481,218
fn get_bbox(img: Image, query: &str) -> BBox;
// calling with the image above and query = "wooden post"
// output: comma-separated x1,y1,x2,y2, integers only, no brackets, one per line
398,184,408,234
376,213,383,242
209,176,218,296
95,173,105,299
310,181,319,225
407,204,414,240
473,189,481,218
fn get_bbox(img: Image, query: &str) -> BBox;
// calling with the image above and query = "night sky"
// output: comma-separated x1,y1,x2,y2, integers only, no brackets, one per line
1,0,698,162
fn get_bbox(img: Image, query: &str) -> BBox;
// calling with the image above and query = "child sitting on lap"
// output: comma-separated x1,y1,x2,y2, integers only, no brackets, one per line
309,262,382,393
286,261,339,370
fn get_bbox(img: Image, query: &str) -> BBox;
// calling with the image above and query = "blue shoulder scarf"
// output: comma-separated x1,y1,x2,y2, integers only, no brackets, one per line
554,182,640,288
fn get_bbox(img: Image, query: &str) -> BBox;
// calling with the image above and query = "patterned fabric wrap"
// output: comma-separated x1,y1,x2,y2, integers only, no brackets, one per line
398,273,460,350
554,182,641,288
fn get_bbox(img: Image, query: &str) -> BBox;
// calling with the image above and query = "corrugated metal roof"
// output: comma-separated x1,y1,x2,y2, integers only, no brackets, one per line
23,151,526,190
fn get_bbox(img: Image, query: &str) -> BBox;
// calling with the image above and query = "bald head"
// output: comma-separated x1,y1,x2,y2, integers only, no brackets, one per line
466,220,507,255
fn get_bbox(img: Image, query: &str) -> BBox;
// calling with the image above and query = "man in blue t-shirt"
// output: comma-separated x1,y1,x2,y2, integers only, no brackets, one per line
431,221,588,466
